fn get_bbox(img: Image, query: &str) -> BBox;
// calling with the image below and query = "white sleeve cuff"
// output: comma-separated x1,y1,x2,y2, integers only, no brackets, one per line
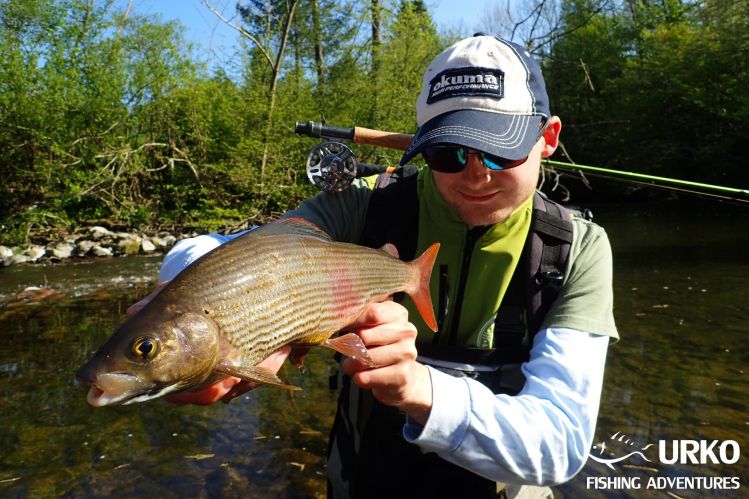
403,366,472,453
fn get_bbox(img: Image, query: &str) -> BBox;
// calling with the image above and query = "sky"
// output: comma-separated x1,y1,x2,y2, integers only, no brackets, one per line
119,0,497,68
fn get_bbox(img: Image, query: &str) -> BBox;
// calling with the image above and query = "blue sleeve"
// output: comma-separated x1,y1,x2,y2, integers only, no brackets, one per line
403,327,609,486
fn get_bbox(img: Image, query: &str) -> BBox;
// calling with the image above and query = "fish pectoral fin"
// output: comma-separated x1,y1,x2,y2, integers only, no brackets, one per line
214,363,301,391
323,333,376,368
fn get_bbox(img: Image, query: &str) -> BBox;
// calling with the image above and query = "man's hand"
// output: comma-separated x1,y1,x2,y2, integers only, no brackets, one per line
341,301,433,425
126,282,291,405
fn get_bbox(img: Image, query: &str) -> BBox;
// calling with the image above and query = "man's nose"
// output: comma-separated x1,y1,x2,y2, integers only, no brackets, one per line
463,151,490,179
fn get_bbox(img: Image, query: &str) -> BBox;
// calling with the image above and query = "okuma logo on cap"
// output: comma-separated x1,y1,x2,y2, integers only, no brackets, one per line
427,67,504,104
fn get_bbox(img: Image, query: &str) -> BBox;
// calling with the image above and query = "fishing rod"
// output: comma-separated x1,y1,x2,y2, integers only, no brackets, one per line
294,120,749,204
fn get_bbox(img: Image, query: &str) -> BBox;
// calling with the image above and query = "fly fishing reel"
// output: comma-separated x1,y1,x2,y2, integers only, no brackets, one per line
306,141,358,192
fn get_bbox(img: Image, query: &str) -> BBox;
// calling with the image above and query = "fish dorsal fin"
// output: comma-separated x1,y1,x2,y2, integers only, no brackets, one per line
214,362,301,391
379,243,399,259
257,218,333,241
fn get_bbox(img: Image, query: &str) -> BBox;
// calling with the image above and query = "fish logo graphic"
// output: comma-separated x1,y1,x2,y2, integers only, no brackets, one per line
589,431,655,469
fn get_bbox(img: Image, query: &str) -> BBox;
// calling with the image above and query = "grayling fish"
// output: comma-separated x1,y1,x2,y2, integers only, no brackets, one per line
76,218,438,406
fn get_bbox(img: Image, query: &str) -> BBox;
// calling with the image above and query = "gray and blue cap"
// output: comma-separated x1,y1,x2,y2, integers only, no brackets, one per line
400,34,550,165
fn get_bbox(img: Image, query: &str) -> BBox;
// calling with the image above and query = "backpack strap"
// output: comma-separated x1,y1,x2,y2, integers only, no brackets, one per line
359,167,420,260
525,192,574,336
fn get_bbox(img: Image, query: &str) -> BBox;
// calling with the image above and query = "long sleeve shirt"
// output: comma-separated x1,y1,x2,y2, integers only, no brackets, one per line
157,229,612,485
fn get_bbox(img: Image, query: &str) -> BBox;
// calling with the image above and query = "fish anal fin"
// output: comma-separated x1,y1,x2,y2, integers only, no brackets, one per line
323,333,376,368
214,362,301,391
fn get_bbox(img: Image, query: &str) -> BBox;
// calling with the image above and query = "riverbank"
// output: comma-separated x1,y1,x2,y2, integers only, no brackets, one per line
0,225,192,267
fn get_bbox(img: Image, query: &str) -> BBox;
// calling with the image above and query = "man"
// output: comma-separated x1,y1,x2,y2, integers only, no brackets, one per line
151,34,618,498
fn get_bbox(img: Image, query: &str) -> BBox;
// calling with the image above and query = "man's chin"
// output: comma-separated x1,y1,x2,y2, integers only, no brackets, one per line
457,208,513,227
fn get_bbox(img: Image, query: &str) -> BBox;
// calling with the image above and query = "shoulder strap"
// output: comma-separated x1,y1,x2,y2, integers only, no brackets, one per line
359,167,420,260
525,192,574,335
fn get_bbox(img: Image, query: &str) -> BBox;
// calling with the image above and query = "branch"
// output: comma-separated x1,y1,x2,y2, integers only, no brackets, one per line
530,0,610,55
117,0,132,38
579,57,596,92
201,0,275,69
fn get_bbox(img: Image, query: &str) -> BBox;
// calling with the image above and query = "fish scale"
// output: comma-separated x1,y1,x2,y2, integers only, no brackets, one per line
177,231,416,364
76,218,439,406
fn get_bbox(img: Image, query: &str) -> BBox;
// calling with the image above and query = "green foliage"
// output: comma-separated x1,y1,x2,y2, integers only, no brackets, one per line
1,0,747,245
545,0,749,187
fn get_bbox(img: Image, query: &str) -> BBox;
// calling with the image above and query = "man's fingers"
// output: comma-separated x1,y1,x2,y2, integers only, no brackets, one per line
341,336,418,377
165,376,240,405
355,320,417,347
220,380,258,403
349,300,408,328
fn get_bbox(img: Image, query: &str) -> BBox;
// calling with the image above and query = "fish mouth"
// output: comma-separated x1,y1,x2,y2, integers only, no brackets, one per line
80,372,156,407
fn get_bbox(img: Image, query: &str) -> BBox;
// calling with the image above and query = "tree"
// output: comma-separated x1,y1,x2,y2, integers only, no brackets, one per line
0,0,197,241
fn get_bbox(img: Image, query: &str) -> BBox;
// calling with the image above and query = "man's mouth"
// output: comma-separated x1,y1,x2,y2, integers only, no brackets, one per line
459,191,499,202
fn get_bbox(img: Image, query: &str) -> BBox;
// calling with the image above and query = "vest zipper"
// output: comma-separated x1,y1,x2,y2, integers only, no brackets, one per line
435,264,449,338
447,227,485,345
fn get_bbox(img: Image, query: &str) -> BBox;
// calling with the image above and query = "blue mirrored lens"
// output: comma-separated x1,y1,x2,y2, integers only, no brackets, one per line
456,147,467,166
480,154,504,170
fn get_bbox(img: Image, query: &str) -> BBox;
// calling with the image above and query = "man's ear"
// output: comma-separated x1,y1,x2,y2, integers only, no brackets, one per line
540,116,562,159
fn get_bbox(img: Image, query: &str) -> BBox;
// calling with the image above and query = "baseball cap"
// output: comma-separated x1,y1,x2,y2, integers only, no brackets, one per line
400,34,549,165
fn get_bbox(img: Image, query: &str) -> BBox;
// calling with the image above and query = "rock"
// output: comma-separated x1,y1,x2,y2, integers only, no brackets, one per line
141,239,156,253
149,236,167,249
49,243,75,260
76,240,96,256
1,226,183,265
116,232,141,242
117,239,141,256
89,226,115,240
91,245,113,257
3,254,30,266
25,246,46,262
162,235,177,248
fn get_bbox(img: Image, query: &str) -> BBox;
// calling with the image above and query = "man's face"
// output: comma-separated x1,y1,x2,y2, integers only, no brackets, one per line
430,117,560,227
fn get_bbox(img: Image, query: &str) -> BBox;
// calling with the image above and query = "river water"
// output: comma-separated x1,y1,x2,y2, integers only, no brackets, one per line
0,200,747,498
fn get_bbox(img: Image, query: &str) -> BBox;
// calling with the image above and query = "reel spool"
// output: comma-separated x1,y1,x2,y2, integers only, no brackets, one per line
306,141,357,192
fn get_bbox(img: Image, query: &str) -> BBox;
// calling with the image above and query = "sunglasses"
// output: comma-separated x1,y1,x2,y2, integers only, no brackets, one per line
422,145,529,173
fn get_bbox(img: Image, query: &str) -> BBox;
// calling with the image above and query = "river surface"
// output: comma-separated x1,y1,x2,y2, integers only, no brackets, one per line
0,200,747,498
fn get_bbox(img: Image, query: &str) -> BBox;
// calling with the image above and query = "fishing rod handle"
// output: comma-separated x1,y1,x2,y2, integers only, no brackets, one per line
295,121,413,151
352,126,413,151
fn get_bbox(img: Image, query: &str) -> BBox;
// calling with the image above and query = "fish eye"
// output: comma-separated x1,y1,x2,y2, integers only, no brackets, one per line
131,337,158,360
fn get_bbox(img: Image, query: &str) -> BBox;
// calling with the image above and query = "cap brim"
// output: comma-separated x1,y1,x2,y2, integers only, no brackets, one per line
400,110,545,165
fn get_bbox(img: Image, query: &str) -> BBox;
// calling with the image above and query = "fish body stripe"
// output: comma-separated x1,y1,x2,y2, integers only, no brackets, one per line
172,232,416,364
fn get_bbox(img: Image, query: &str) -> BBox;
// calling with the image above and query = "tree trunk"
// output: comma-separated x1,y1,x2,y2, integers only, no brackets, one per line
371,0,381,124
312,0,326,116
259,0,300,189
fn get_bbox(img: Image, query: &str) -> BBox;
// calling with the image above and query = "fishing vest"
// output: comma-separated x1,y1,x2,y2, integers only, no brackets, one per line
326,168,574,499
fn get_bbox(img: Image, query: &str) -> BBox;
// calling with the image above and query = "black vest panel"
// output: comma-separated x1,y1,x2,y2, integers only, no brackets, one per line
327,170,574,498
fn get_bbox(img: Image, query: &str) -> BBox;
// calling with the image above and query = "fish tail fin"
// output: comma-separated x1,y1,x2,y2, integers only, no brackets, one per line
407,242,440,332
